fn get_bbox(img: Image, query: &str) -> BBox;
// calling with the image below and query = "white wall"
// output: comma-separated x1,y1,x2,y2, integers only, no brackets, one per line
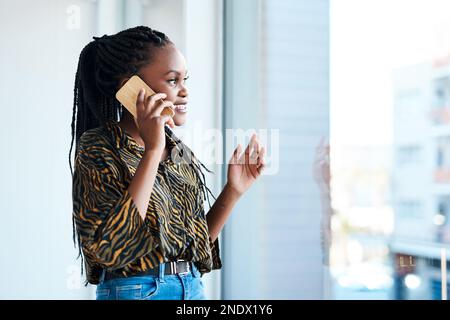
0,0,98,299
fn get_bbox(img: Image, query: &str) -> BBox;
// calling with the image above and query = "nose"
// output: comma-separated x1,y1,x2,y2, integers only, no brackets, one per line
178,84,189,99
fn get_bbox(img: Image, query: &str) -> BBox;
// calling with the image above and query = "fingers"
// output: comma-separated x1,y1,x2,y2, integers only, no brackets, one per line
249,144,259,165
257,152,266,174
137,90,175,130
250,138,264,177
257,146,266,167
230,134,267,176
250,136,263,165
136,90,167,117
242,133,257,164
136,88,146,117
237,133,267,176
144,92,169,116
230,144,242,165
150,100,174,118
159,115,175,129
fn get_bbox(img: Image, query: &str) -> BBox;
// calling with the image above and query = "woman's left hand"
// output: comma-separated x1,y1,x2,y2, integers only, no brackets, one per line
226,133,266,196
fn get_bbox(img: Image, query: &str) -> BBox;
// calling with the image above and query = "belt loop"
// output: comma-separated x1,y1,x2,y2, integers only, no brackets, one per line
158,262,165,283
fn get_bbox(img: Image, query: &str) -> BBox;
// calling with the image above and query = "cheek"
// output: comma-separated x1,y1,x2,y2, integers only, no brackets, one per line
162,85,178,101
164,92,178,105
152,83,177,101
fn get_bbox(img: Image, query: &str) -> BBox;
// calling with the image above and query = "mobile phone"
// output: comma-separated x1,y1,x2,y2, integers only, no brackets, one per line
115,75,174,118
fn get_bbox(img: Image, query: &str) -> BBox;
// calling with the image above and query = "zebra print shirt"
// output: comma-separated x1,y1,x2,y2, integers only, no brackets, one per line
72,120,221,284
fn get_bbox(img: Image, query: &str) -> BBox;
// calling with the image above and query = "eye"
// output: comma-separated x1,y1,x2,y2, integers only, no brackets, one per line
168,75,189,87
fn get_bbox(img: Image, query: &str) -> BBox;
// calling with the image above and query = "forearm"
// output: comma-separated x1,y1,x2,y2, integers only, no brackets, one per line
128,149,161,220
206,183,242,242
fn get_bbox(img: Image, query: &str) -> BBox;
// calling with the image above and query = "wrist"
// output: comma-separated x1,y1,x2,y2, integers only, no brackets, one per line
224,182,243,200
142,148,162,163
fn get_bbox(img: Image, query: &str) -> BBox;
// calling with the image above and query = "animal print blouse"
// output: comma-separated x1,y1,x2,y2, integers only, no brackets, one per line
72,120,221,284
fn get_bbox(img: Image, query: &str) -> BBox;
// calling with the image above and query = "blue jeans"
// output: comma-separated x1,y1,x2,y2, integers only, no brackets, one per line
96,263,206,300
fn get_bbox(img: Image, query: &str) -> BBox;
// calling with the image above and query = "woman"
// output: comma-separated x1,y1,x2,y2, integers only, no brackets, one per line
70,26,266,300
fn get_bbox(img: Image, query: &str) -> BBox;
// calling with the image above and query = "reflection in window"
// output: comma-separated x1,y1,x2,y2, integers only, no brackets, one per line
397,146,421,165
397,200,423,219
391,51,450,301
435,138,450,182
431,77,450,125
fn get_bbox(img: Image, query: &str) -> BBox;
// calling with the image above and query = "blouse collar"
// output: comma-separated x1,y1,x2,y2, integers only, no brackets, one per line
105,120,180,165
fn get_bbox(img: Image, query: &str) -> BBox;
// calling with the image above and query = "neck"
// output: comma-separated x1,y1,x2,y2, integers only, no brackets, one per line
118,111,145,147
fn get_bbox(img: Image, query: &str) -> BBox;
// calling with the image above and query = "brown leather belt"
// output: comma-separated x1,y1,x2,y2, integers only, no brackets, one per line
103,260,192,282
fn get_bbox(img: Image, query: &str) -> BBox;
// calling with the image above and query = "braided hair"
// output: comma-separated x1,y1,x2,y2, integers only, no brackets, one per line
70,26,216,275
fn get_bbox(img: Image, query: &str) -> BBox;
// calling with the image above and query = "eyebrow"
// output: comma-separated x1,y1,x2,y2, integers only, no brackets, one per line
164,70,188,76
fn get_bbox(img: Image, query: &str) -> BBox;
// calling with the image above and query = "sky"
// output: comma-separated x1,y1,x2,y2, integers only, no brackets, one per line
330,0,450,147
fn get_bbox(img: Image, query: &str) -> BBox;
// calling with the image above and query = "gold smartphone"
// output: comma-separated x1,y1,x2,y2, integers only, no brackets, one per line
115,75,174,118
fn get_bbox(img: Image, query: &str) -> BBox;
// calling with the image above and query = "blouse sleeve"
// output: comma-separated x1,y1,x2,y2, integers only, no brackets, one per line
72,138,156,271
209,236,222,270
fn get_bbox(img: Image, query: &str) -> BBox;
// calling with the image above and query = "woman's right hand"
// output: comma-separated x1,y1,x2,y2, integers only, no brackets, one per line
135,88,175,153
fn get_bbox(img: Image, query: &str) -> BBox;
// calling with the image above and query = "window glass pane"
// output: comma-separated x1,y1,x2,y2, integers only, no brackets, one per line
331,0,450,299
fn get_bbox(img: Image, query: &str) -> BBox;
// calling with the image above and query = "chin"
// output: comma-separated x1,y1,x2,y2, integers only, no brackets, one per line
173,113,187,126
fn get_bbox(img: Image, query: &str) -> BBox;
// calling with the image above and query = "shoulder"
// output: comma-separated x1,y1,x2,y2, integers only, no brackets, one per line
75,125,118,166
78,126,111,150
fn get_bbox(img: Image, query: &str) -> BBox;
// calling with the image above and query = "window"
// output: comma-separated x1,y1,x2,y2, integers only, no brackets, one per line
398,200,423,219
223,0,329,299
397,146,421,165
332,0,450,300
